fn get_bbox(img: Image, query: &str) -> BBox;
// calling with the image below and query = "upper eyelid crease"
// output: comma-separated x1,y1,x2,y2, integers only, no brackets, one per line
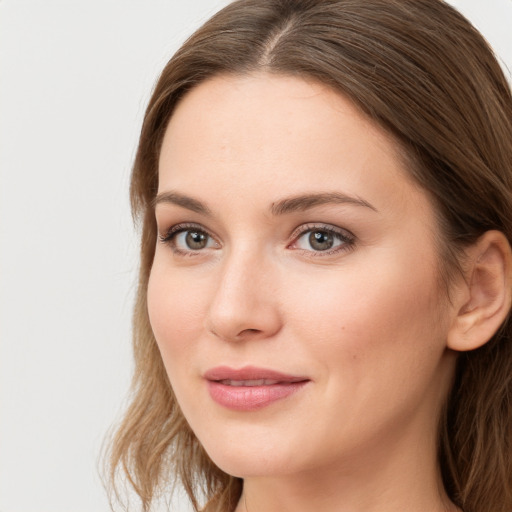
153,191,377,216
159,223,354,256
160,223,215,240
291,222,354,238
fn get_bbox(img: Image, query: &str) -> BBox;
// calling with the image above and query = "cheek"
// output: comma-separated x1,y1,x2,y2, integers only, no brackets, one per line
285,253,445,377
147,262,209,364
278,256,450,452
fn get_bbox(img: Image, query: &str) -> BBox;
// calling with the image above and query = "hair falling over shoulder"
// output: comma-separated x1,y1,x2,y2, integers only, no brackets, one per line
103,1,512,511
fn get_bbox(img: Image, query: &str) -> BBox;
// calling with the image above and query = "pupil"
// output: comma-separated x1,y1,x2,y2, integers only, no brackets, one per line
186,231,208,249
309,231,333,251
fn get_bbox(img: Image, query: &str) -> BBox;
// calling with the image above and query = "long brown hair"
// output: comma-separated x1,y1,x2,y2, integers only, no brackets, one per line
106,1,512,511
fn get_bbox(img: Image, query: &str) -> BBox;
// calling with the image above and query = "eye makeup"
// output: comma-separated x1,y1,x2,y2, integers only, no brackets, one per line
158,220,356,259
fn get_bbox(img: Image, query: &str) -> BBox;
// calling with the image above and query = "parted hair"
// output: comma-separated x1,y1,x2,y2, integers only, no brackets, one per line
106,1,512,511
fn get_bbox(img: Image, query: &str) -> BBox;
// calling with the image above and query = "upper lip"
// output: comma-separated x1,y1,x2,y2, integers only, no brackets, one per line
204,365,309,383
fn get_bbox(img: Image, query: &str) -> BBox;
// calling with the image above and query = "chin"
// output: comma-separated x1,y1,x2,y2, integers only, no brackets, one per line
195,423,304,479
206,449,294,479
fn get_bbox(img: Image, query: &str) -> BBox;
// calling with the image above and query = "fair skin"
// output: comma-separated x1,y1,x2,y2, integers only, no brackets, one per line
145,73,505,512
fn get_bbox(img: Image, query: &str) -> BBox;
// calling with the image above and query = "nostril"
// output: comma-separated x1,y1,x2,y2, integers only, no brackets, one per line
234,328,263,340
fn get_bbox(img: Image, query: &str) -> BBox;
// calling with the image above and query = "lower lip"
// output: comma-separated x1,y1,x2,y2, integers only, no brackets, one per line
207,381,308,411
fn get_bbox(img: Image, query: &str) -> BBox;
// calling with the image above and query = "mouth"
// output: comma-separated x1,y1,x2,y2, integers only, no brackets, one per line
218,379,285,386
204,366,310,411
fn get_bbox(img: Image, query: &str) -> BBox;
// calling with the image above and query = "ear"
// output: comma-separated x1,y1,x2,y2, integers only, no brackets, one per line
447,230,512,352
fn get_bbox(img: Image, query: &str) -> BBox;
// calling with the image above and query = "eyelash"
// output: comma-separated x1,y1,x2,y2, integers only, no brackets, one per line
158,223,217,256
158,222,356,257
289,223,356,256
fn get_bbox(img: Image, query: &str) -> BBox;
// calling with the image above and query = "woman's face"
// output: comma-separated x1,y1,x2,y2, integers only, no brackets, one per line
148,74,458,479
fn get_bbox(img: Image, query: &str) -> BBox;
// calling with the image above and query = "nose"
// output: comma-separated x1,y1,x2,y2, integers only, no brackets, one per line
205,248,282,342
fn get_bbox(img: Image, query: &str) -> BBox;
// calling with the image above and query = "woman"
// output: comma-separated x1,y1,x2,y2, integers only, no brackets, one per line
107,1,512,511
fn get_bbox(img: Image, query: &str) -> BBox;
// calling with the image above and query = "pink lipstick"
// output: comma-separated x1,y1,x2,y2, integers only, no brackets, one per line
204,366,309,411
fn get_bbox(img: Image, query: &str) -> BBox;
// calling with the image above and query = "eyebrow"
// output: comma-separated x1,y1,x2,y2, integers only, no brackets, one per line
270,192,377,215
153,191,212,216
153,190,377,216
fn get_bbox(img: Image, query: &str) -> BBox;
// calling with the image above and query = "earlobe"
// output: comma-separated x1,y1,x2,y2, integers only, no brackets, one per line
447,230,512,352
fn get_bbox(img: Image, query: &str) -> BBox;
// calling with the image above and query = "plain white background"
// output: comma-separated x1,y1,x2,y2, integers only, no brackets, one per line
0,1,510,511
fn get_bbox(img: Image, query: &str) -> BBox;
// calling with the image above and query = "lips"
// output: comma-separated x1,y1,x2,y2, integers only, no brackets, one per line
204,366,310,411
219,379,282,386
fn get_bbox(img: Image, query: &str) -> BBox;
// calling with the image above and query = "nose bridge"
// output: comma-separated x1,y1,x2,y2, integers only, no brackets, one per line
206,243,281,341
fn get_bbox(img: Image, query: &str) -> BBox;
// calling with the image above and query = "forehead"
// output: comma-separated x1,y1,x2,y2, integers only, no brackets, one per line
158,72,431,222
161,73,398,169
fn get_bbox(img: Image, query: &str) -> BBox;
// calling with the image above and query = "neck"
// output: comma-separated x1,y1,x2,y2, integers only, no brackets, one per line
237,466,459,512
238,475,459,512
235,416,459,512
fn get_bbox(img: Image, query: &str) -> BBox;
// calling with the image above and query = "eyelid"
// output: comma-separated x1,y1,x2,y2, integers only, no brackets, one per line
289,222,355,242
288,222,356,255
159,222,211,238
158,222,220,250
157,221,355,256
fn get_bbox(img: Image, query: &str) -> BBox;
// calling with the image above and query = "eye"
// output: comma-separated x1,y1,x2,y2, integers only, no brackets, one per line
175,230,213,250
290,225,354,254
159,224,219,253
